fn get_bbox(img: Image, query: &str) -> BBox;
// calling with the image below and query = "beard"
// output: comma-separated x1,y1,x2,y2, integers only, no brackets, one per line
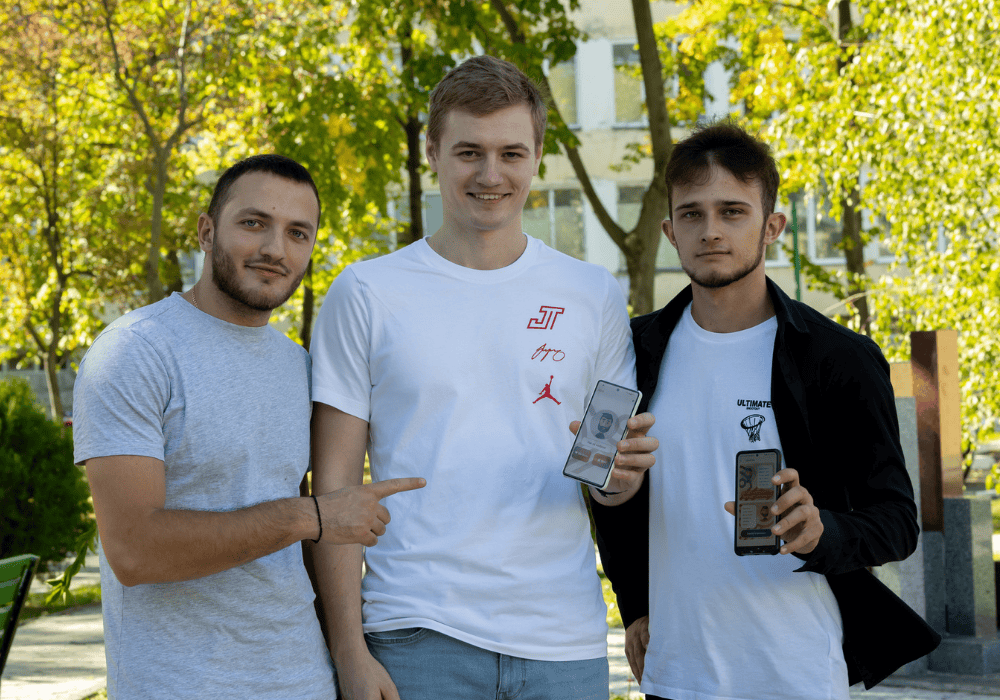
682,223,767,290
211,237,305,312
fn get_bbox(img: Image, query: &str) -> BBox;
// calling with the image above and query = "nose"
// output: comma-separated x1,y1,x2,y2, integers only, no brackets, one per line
258,228,286,261
701,213,724,242
477,154,503,187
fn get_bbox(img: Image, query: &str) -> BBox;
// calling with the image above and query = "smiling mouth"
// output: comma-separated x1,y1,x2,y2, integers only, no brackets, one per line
246,264,287,277
470,193,506,201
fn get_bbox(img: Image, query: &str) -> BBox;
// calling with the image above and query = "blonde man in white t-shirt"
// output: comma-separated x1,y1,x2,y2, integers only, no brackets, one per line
309,55,658,700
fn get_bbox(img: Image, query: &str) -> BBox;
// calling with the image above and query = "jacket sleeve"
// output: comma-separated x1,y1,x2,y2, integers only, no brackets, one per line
591,475,650,628
792,337,919,575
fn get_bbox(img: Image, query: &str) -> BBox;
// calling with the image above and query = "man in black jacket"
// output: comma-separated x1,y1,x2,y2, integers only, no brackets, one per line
591,122,939,700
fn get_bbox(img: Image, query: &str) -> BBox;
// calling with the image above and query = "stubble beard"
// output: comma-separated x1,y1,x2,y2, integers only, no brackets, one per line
682,224,767,290
211,237,305,312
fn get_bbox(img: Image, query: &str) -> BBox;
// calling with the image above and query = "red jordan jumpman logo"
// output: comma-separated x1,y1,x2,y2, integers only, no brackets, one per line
533,375,561,404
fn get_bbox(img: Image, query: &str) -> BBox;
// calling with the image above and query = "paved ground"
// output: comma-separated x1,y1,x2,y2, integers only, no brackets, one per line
3,550,999,700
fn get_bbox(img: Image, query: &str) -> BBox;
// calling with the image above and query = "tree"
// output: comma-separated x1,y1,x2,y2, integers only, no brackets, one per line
0,3,122,420
84,0,316,304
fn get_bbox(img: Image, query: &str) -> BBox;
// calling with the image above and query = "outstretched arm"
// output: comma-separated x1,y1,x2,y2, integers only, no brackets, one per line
86,454,423,588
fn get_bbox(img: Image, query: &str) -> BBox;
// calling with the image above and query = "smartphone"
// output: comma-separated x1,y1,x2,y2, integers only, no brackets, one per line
734,449,782,556
562,380,642,490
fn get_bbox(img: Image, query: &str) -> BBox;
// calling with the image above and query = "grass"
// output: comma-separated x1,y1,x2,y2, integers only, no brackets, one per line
82,691,107,700
18,583,102,625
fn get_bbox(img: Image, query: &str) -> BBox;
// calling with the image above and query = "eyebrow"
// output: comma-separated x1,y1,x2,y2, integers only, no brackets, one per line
675,199,754,211
234,207,316,233
450,141,531,152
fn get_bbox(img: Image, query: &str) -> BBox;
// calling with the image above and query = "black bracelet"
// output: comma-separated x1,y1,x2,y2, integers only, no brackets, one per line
596,488,624,497
310,494,323,543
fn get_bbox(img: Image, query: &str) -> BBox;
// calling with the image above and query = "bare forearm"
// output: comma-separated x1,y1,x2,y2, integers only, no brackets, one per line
104,496,319,586
314,542,367,662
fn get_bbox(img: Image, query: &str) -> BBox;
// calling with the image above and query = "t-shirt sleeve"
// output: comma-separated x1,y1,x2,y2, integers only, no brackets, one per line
310,268,372,421
72,328,170,465
593,270,637,392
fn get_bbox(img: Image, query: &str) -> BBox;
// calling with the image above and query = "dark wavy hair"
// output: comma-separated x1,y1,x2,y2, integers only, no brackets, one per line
665,120,779,218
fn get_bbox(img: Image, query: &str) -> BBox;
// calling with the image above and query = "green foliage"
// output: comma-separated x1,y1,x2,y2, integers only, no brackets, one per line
20,582,101,625
0,378,92,573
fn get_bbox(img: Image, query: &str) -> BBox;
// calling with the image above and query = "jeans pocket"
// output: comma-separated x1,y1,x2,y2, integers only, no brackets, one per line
364,627,429,647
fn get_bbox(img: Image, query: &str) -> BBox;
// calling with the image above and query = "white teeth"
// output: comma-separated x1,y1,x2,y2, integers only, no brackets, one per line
474,194,502,200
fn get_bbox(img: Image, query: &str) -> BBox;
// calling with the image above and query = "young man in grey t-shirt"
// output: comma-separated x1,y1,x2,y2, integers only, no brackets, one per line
74,155,424,699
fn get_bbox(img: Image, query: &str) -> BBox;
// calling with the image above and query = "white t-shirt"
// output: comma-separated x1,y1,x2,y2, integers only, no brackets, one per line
310,236,636,661
73,294,336,700
643,304,848,700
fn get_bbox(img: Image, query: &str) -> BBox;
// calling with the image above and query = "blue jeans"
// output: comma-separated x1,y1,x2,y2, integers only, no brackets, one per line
365,627,609,700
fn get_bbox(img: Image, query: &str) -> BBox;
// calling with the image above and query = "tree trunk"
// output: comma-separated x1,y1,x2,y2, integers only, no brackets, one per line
42,348,64,423
300,259,314,351
837,0,869,333
841,187,869,333
399,21,424,246
147,153,169,304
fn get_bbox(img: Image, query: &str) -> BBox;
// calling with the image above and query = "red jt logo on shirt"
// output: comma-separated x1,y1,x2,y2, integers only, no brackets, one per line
527,305,565,330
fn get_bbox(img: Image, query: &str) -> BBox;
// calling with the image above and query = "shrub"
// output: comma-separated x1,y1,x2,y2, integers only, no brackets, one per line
0,377,92,573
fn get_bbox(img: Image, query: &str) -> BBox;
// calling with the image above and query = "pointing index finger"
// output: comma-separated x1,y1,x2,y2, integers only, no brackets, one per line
367,477,426,499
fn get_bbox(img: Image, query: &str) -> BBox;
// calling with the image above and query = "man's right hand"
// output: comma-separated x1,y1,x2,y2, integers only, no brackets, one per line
336,648,401,700
625,615,650,683
317,477,426,546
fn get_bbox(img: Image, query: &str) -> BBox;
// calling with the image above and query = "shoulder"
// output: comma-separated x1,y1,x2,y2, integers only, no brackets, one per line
780,299,891,387
267,326,309,358
84,298,182,368
630,308,660,337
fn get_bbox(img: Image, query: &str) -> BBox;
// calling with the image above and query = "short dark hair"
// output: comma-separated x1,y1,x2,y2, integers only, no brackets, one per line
206,154,321,226
664,120,779,218
427,55,547,152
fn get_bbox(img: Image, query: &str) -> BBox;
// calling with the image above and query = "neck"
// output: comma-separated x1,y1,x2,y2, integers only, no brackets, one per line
427,223,527,270
184,279,272,328
688,270,774,333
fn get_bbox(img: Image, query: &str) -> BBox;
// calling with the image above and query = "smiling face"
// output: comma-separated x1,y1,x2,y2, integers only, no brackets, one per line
199,171,318,315
426,104,542,241
664,166,785,290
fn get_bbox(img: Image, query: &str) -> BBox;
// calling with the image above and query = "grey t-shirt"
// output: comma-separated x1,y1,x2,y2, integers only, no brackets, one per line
73,293,336,699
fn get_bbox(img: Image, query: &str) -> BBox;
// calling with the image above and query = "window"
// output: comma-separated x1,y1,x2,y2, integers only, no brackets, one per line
613,43,644,125
523,188,585,259
618,185,679,268
548,59,577,126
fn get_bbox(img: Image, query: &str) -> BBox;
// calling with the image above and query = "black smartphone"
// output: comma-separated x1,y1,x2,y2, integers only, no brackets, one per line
562,380,641,490
734,449,782,556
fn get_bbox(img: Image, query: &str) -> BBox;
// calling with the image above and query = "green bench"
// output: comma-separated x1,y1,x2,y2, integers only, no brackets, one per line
0,554,40,686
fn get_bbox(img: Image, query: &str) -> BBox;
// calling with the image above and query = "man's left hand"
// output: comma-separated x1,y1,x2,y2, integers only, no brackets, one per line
724,467,823,555
570,412,658,503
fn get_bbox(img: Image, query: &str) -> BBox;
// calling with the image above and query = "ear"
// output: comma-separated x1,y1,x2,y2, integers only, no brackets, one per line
197,214,215,253
426,139,439,173
662,219,678,249
763,212,786,245
532,144,542,176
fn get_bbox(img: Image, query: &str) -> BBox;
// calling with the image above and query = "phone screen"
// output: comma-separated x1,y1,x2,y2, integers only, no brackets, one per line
562,380,641,489
734,449,782,555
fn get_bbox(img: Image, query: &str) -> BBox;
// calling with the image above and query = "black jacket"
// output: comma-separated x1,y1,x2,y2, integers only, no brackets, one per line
593,278,941,689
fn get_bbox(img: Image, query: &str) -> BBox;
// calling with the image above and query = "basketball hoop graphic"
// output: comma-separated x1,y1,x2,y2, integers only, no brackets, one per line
740,414,765,443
